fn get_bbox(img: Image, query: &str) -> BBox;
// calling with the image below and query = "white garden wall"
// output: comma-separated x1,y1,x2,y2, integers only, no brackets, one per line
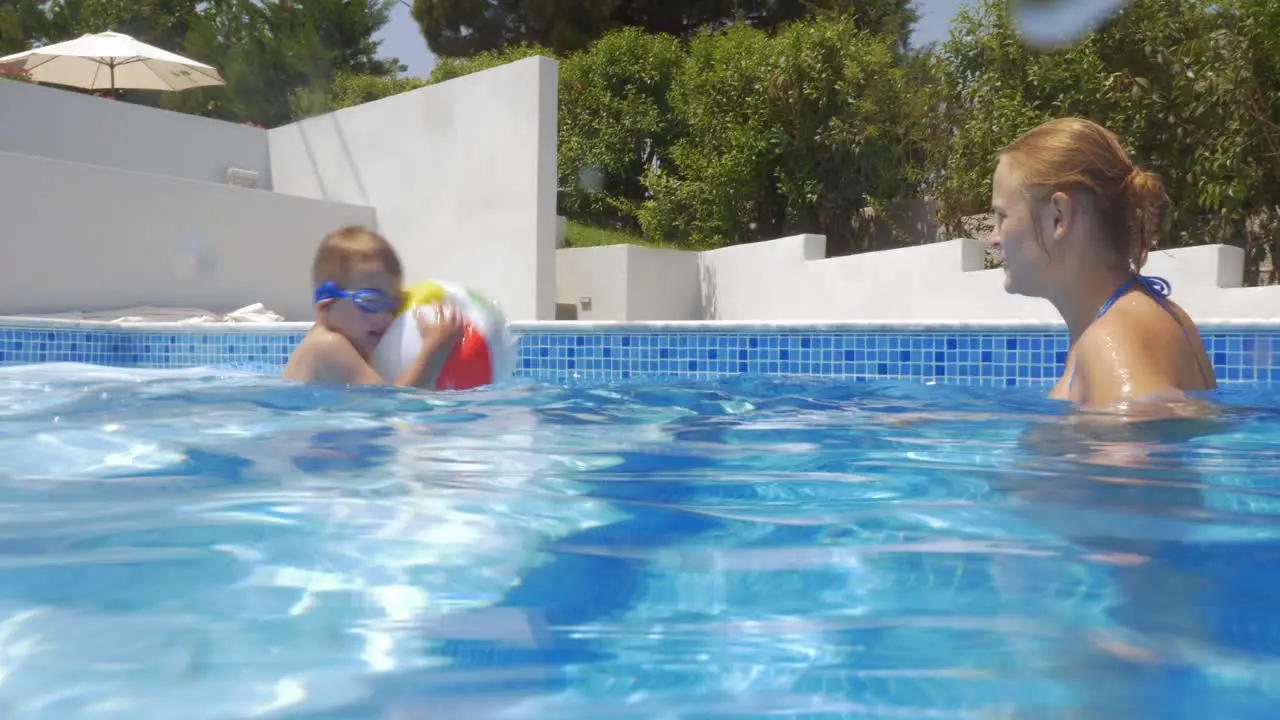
0,80,270,187
556,236,1278,323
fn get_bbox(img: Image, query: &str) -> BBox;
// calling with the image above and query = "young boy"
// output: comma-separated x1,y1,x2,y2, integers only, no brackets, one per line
282,226,463,386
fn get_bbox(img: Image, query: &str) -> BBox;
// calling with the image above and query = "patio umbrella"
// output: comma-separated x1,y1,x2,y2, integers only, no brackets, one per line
0,30,225,94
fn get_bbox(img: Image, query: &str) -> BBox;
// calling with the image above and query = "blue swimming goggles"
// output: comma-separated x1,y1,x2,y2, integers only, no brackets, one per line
313,281,400,314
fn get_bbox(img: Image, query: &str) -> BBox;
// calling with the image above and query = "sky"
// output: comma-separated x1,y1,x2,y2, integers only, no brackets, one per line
374,0,974,79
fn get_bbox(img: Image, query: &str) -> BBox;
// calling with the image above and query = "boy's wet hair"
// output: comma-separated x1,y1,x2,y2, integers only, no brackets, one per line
311,226,403,287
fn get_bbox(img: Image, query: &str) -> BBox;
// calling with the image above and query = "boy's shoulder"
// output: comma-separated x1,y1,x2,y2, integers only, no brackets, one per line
282,325,365,384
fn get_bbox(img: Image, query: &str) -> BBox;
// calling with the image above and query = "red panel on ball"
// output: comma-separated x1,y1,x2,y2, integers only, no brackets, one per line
434,322,494,390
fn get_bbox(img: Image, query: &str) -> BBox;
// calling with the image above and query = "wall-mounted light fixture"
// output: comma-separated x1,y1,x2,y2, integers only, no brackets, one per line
226,167,260,189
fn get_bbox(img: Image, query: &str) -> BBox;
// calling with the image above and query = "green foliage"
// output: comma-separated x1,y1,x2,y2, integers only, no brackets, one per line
427,42,553,83
637,19,909,251
412,0,613,57
1219,0,1280,280
0,0,53,55
557,27,685,229
923,0,1100,227
42,0,203,48
179,0,402,126
410,0,917,58
322,71,428,111
409,19,918,252
180,0,336,124
563,220,714,250
635,25,774,247
923,0,1280,282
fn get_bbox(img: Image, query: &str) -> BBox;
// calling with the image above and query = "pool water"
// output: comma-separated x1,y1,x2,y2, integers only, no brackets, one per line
1,363,1280,719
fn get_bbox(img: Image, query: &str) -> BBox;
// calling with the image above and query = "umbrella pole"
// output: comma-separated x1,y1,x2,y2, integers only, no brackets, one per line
110,62,116,99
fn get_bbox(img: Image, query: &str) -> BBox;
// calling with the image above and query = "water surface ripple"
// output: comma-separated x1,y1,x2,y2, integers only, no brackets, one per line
0,363,1278,719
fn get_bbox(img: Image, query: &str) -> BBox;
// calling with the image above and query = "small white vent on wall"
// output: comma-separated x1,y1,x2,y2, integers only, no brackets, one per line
226,167,260,188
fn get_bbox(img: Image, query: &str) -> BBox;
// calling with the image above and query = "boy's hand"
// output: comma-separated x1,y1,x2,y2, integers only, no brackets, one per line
415,303,465,351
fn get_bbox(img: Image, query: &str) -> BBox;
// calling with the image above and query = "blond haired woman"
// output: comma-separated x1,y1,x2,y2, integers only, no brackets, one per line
988,117,1216,408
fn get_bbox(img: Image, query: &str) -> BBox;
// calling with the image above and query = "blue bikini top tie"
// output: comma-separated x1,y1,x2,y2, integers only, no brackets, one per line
1094,274,1172,321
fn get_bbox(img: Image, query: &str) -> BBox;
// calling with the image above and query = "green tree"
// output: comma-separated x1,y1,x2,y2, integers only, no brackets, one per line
161,0,403,126
322,70,427,111
557,27,685,229
411,0,917,57
306,42,547,132
42,0,202,46
426,40,551,83
638,18,909,252
1218,0,1280,282
923,0,1256,250
0,0,53,55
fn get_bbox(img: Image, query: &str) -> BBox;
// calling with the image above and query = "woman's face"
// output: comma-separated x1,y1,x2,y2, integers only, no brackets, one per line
989,155,1061,298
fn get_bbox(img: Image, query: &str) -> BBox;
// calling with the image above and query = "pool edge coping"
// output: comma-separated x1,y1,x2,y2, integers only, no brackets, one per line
2,316,1280,334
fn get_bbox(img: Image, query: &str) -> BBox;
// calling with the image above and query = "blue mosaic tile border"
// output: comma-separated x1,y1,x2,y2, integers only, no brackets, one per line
0,324,307,370
2,320,1280,387
514,325,1280,386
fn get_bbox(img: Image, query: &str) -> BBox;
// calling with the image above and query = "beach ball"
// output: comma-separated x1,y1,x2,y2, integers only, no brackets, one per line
370,280,516,391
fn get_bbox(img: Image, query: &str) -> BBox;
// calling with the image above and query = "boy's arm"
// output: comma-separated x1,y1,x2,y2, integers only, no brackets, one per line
387,304,465,387
291,308,463,387
386,334,453,387
316,328,456,388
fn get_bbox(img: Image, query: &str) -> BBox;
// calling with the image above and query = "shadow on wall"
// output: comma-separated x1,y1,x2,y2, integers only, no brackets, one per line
699,259,719,321
293,112,375,206
295,117,330,199
331,113,373,206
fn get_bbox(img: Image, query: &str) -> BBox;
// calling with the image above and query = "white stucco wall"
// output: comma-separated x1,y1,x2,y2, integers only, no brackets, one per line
0,151,374,319
0,80,271,187
557,244,702,320
556,236,1280,322
267,56,559,321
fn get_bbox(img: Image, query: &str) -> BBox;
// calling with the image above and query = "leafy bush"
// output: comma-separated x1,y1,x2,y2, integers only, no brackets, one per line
923,0,1280,281
637,19,910,252
427,43,554,84
324,71,427,110
557,27,686,230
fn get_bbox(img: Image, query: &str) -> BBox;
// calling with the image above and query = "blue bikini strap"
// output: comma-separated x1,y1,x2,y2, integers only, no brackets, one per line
1095,274,1171,321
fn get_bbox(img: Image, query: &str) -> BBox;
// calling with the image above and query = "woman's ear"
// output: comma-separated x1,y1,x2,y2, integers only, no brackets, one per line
1048,191,1073,241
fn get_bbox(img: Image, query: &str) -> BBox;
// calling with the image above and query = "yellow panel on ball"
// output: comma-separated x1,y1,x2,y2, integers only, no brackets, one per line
398,280,446,314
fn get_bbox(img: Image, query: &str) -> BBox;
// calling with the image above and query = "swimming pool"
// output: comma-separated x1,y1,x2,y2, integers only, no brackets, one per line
2,320,1280,718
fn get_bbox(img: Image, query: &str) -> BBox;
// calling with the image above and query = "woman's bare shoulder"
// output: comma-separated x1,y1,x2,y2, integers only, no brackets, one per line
1073,298,1212,407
